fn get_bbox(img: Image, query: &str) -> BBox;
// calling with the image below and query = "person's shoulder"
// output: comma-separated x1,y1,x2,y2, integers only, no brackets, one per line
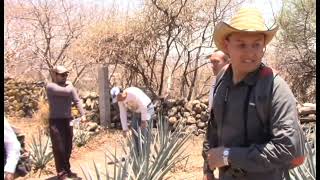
257,65,289,89
46,82,56,89
271,74,296,99
273,75,291,89
259,64,278,77
126,86,142,92
66,82,76,90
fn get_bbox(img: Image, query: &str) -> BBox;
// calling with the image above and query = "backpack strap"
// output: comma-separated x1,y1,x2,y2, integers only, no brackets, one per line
254,65,278,135
243,85,254,146
243,64,276,146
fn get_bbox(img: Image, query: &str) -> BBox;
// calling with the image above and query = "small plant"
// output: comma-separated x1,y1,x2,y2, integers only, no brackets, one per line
28,130,54,177
73,122,91,147
81,112,192,179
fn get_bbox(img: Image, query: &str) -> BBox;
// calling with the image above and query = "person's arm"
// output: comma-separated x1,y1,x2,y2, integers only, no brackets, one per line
227,76,304,172
4,117,21,175
118,102,129,131
202,114,218,176
46,82,72,96
71,87,85,117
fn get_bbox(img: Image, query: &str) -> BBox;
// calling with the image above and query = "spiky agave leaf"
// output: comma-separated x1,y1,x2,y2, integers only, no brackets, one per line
81,112,191,180
28,130,54,171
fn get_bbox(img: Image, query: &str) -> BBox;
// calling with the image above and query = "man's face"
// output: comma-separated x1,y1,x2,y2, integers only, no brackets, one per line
116,93,126,102
210,52,228,75
224,32,265,75
55,72,68,84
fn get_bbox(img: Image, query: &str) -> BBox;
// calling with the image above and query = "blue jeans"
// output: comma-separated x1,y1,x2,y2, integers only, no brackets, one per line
131,105,154,155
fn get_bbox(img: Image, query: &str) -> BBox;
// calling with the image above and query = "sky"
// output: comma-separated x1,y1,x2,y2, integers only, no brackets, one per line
80,0,283,22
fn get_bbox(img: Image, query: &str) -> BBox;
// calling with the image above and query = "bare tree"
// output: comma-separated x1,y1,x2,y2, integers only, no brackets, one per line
275,0,316,103
5,0,244,100
5,0,91,85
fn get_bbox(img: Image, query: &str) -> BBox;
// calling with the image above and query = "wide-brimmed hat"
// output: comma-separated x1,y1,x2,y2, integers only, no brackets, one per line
53,65,69,74
213,7,278,53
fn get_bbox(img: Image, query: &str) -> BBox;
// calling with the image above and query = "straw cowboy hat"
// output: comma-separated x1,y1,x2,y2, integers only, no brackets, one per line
213,7,279,53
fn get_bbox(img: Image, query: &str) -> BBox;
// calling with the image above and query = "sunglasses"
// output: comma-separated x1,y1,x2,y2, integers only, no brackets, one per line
57,73,68,77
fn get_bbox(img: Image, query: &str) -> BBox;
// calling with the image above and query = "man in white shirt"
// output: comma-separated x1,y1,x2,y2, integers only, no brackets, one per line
110,87,155,154
207,50,229,111
4,116,21,180
204,50,229,180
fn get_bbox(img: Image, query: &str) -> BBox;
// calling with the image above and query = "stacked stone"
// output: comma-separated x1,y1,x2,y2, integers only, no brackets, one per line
297,103,316,149
4,79,316,138
154,98,210,135
297,103,316,123
4,78,45,117
78,92,100,123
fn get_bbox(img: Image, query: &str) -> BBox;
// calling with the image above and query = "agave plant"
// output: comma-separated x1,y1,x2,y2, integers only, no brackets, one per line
28,130,54,177
73,122,91,147
81,112,192,179
290,124,316,180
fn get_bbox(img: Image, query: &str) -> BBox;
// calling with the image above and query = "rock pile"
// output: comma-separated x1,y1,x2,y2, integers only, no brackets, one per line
297,103,316,123
4,78,45,117
77,92,100,123
154,98,210,135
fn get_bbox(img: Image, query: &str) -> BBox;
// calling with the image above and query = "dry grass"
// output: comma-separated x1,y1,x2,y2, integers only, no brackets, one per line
32,97,50,134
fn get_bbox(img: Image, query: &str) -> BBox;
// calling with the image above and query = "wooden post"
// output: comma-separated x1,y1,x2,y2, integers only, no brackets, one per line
98,65,111,127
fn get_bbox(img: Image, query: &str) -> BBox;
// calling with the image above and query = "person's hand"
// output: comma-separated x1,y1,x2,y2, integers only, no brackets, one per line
4,172,14,180
140,120,148,129
123,130,129,137
203,173,214,180
80,115,87,123
207,146,227,170
65,80,73,86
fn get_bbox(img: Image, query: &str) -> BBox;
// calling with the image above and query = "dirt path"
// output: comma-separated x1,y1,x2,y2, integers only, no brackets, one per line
8,117,205,180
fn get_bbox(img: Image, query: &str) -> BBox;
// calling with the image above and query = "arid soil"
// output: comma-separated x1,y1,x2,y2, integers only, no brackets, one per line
8,117,205,180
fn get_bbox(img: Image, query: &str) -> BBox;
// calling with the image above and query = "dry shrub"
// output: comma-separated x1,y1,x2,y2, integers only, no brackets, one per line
33,96,50,134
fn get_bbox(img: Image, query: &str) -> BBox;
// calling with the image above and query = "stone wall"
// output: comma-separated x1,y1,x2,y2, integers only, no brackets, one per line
4,78,45,117
4,79,316,135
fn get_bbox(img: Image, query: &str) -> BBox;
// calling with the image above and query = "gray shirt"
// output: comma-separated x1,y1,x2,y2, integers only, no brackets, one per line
46,82,85,119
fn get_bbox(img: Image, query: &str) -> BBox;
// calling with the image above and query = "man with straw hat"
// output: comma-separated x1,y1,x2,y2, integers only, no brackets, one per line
202,7,305,180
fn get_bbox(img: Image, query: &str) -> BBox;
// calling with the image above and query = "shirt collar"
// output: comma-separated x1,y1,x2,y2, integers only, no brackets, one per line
224,64,263,86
